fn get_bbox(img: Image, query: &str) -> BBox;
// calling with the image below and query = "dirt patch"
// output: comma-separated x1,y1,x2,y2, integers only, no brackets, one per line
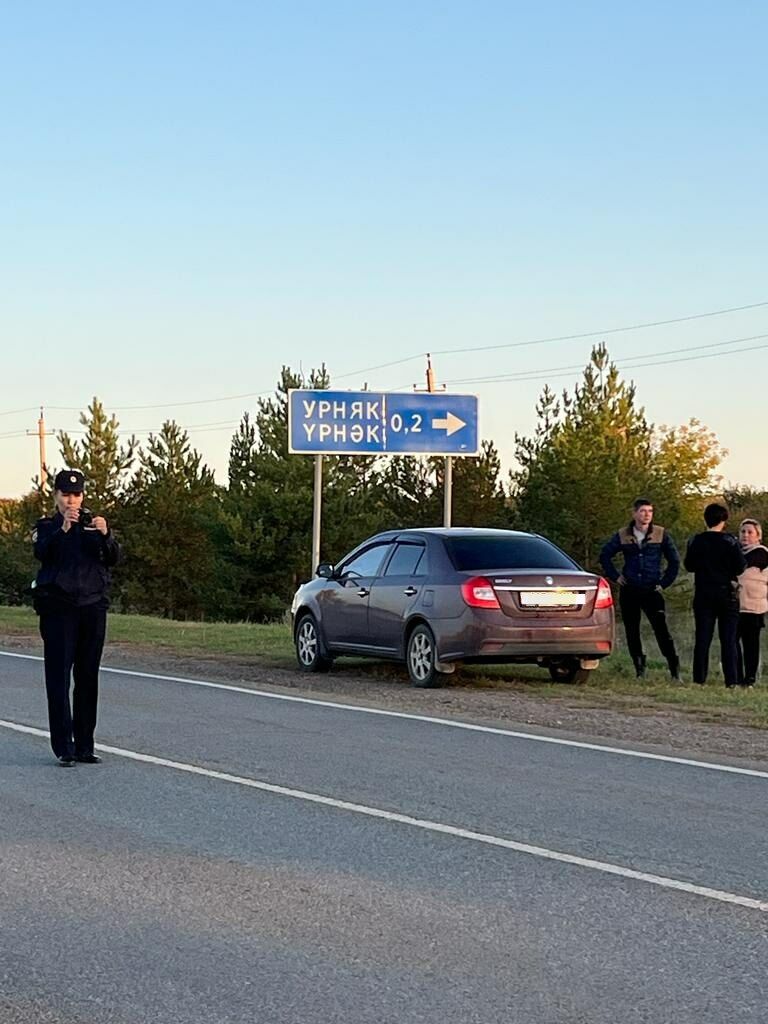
4,631,768,766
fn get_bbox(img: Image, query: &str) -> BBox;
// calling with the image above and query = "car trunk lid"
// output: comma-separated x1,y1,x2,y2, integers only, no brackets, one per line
483,569,601,619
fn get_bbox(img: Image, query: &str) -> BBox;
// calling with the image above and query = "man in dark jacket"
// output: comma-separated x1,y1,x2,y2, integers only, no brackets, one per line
32,469,120,766
600,498,681,679
684,503,746,687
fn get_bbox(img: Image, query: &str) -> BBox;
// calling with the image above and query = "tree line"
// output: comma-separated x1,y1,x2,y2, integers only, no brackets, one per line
0,346,759,620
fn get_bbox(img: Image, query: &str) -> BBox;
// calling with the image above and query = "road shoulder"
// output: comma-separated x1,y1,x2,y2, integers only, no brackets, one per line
4,632,768,766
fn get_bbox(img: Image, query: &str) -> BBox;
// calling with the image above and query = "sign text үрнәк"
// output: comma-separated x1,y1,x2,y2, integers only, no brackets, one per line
288,390,479,456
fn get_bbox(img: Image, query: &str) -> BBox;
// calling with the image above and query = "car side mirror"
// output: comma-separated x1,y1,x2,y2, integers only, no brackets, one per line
316,563,335,579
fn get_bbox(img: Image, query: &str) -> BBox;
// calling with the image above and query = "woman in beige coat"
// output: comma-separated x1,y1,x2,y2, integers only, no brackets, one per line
737,518,768,687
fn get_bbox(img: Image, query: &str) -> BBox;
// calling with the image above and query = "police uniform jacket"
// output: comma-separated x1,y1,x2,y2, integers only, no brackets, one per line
33,512,121,609
600,522,680,590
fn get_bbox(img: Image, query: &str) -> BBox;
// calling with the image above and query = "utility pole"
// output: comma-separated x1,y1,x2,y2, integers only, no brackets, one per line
416,354,453,527
27,407,54,493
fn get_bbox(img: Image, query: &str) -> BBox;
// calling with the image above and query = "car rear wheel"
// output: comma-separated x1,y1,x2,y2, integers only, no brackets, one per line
407,624,441,688
295,614,333,673
548,659,591,685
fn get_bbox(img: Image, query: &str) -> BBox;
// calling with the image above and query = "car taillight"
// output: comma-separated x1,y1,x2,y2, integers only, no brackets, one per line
594,577,613,609
461,576,501,610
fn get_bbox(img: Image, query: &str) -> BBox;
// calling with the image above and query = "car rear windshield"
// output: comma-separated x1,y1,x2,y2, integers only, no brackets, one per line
443,535,578,571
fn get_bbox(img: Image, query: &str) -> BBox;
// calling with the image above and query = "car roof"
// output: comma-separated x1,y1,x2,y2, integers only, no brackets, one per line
370,527,538,541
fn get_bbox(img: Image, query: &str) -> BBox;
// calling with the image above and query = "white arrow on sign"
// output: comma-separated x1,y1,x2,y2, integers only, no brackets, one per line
431,412,466,436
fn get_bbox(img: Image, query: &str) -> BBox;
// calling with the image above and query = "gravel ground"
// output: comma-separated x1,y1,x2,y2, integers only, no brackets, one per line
4,631,768,765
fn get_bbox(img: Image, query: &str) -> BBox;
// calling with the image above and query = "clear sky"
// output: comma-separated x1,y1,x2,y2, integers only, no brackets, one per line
2,2,766,498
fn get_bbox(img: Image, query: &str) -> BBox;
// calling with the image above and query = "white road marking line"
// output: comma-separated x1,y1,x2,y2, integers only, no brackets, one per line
1,716,766,914
3,649,767,780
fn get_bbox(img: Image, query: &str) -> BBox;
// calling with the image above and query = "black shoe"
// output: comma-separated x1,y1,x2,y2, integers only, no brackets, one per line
669,657,681,681
75,753,102,764
633,654,647,679
58,755,76,768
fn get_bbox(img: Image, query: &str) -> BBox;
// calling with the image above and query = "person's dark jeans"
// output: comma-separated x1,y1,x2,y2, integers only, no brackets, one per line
692,590,739,686
619,585,678,668
737,612,764,685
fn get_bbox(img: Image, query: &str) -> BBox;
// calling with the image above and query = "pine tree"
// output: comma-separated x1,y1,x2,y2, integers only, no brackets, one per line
451,441,511,528
512,345,723,568
57,397,136,515
120,422,222,618
379,456,441,528
222,369,320,619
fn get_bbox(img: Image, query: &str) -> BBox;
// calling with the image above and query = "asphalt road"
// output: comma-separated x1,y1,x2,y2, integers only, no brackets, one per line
1,650,767,1024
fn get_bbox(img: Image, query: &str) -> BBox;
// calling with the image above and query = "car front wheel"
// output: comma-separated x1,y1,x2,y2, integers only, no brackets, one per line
548,659,591,685
407,624,441,688
295,614,333,673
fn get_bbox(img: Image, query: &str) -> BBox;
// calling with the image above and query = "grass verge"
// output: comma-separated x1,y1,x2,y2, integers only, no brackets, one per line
0,605,291,661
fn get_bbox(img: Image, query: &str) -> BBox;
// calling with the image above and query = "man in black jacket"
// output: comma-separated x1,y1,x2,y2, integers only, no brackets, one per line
684,503,746,687
600,498,681,679
32,469,120,766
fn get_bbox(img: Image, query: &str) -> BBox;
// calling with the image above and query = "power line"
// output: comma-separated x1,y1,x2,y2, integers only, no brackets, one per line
5,333,761,442
334,354,425,381
1,299,766,420
443,332,768,386
431,300,768,358
63,418,244,438
444,340,768,388
3,294,765,417
47,388,275,414
0,407,38,418
328,300,768,384
3,340,768,454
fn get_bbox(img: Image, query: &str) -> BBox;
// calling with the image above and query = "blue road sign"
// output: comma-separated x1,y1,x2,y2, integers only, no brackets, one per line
288,390,479,455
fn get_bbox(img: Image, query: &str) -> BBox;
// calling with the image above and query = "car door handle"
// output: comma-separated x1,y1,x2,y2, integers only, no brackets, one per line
403,586,418,597
357,588,369,598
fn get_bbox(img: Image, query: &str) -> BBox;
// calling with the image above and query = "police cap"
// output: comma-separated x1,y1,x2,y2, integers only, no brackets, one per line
54,469,85,494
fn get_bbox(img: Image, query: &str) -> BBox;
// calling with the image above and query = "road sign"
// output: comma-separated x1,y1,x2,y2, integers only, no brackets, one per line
288,390,479,455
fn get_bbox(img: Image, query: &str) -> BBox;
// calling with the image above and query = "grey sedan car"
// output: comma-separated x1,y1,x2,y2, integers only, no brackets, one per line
291,528,615,687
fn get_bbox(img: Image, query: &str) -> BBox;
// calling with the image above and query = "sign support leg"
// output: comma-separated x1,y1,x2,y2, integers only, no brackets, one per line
312,454,323,575
443,455,453,527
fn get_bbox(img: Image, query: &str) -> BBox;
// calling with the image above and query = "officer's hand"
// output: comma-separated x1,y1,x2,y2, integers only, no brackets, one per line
61,508,79,533
617,574,626,586
92,516,108,536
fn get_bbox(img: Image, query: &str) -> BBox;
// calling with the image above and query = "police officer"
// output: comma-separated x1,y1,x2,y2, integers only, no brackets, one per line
600,497,681,680
32,469,120,766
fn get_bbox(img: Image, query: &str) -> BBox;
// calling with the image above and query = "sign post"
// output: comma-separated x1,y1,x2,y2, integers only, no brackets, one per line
443,457,453,528
312,454,323,576
289,389,479,568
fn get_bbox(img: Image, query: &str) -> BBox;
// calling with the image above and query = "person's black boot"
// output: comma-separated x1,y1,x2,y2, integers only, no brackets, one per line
668,656,681,682
75,753,102,764
633,654,647,679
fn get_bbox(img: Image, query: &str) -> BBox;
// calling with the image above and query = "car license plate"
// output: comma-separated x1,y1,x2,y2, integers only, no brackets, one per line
520,590,582,608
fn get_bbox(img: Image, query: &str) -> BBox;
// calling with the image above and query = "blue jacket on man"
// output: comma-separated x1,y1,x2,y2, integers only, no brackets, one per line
600,522,680,590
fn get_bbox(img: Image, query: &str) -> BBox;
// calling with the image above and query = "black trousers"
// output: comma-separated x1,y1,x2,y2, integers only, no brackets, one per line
737,612,764,686
692,591,739,686
619,585,678,666
38,604,107,758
